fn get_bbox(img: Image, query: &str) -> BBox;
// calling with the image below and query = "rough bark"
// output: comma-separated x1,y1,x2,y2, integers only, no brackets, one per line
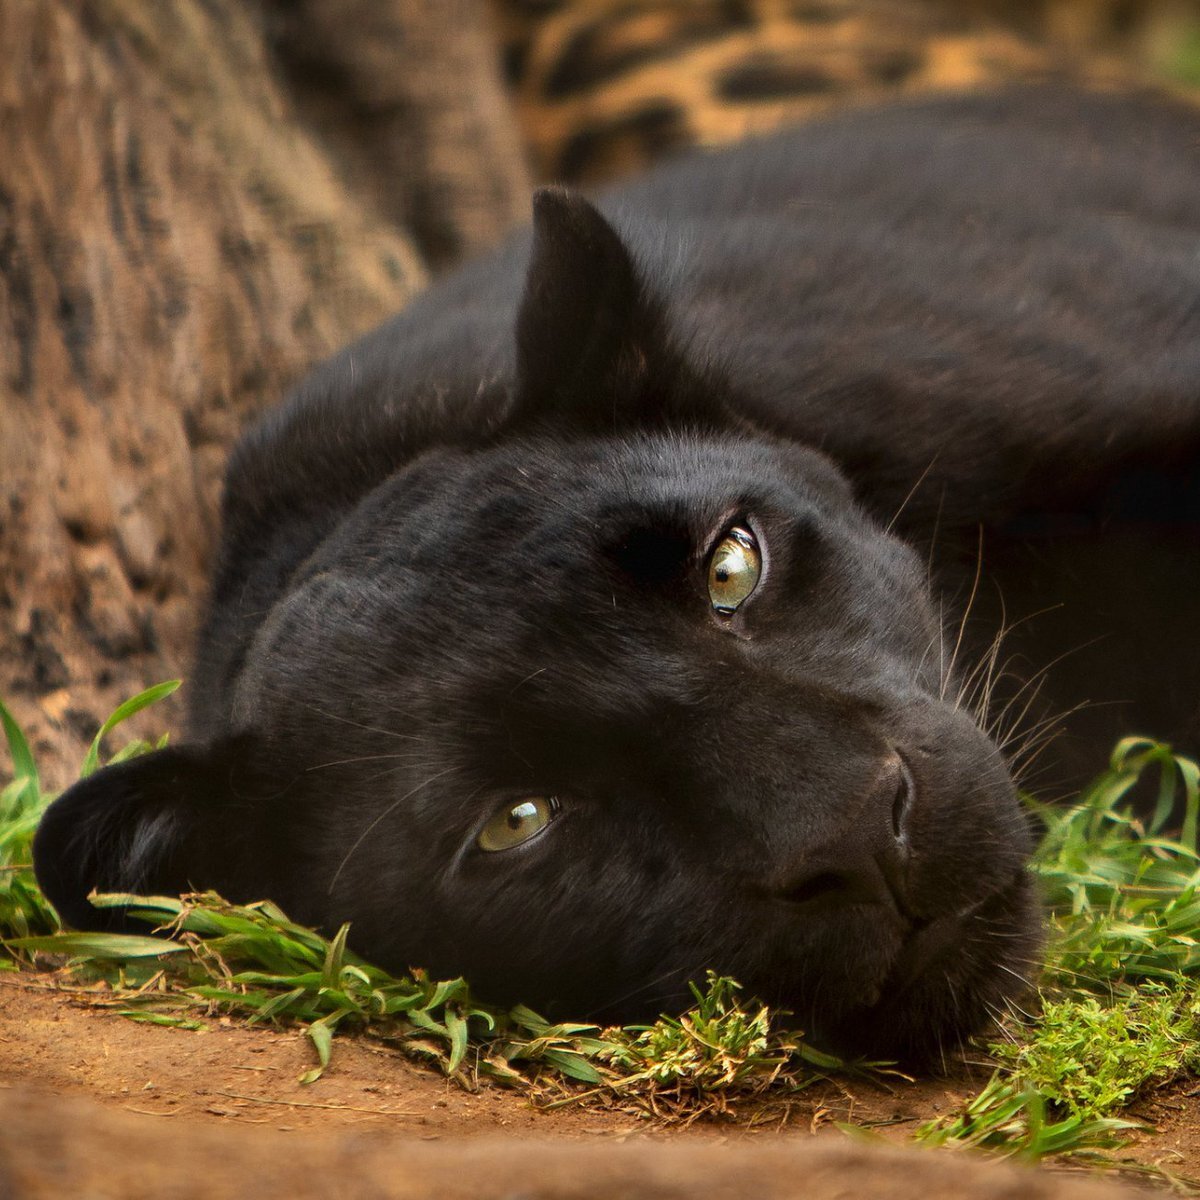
0,0,528,788
266,0,533,268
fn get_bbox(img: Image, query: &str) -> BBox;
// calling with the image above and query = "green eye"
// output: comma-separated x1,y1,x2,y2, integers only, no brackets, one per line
478,796,560,852
707,526,761,615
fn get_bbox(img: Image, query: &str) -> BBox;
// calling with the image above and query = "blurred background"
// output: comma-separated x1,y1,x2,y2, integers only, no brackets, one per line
2,0,1199,786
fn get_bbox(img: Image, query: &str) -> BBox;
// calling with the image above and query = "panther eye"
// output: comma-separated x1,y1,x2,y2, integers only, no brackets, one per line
707,527,761,615
478,796,560,852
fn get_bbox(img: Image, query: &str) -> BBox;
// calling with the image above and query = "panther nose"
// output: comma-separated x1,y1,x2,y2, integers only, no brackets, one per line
778,752,916,914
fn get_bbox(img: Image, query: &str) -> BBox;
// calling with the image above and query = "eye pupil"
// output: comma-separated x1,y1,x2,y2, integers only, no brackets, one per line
479,797,558,851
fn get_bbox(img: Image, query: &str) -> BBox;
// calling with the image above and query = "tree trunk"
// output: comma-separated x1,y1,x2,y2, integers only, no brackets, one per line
0,0,529,787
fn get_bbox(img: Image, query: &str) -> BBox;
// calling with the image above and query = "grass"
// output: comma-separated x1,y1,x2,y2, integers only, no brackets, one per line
3,690,1200,1166
914,739,1200,1162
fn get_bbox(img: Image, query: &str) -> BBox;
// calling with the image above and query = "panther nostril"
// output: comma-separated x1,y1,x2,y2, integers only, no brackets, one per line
891,756,916,843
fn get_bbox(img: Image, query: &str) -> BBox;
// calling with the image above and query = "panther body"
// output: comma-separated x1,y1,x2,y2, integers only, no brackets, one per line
35,88,1200,1059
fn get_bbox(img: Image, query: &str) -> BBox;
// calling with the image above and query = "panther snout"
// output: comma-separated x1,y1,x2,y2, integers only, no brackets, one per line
776,751,917,915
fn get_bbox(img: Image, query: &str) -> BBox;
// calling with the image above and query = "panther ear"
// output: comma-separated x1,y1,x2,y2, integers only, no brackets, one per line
32,743,239,931
513,187,674,427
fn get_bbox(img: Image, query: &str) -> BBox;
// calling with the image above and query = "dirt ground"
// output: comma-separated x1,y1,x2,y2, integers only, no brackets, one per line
2,969,1200,1195
0,970,965,1139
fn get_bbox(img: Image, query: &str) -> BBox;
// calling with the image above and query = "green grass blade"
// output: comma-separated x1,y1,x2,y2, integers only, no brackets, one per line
1178,757,1200,851
446,1007,470,1074
541,1047,605,1083
6,932,186,958
116,1010,206,1031
0,697,39,795
79,680,181,778
300,1014,340,1084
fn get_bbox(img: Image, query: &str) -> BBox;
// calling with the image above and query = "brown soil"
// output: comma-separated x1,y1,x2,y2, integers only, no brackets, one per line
0,970,969,1139
2,969,1198,1195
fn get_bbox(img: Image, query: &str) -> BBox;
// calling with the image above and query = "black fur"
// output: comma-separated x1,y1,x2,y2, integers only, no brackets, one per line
35,88,1200,1060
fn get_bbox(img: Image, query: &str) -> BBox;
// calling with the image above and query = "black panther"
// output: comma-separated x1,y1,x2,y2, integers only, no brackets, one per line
33,88,1200,1060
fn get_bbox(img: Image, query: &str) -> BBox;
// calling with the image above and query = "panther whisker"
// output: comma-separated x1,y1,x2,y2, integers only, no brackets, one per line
985,635,1109,752
328,765,463,894
591,960,698,1018
885,455,940,535
274,693,430,743
306,751,447,771
941,525,986,706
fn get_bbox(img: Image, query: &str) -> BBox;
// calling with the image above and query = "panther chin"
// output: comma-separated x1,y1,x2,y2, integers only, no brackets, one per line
821,870,1042,1062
